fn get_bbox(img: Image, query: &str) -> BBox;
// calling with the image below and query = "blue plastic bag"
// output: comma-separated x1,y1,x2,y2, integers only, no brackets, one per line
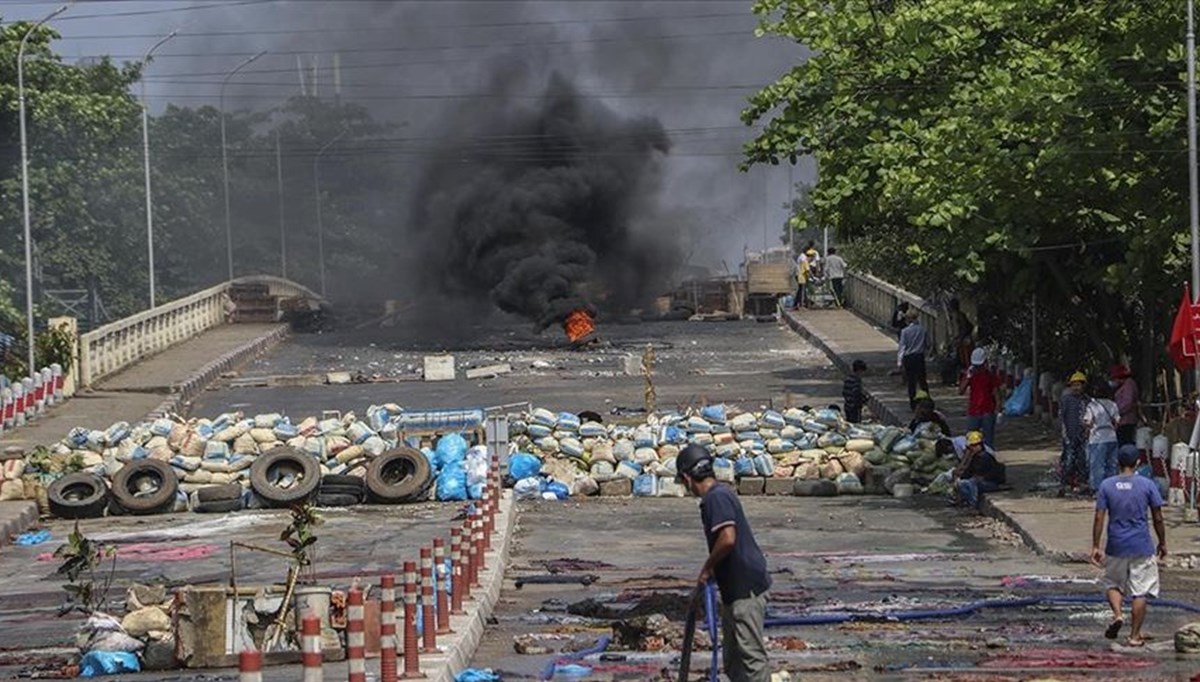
79,651,140,677
734,456,756,477
509,452,542,480
633,473,657,496
455,669,501,682
701,404,727,424
1004,374,1034,417
436,463,468,501
544,480,570,500
435,433,469,469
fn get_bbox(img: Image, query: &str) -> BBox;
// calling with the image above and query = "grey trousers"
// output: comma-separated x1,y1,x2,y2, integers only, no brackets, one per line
720,590,769,682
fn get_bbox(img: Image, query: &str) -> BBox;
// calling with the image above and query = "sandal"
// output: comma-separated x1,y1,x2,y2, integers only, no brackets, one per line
1126,636,1146,647
1105,619,1124,640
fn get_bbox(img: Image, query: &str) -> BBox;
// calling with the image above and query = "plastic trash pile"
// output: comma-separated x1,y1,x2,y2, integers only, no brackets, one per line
507,405,956,497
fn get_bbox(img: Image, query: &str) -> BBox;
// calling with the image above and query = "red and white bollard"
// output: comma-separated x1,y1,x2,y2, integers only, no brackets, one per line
450,527,465,615
347,584,367,682
51,363,63,402
1170,442,1187,507
420,546,438,652
32,370,45,415
401,561,424,679
433,538,451,634
473,509,486,579
465,517,479,590
12,382,25,428
0,386,10,435
238,649,263,682
302,613,324,682
380,574,398,682
40,367,53,407
21,377,34,422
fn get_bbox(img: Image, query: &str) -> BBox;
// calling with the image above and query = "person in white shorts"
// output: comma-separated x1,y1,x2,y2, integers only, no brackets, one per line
1090,444,1166,647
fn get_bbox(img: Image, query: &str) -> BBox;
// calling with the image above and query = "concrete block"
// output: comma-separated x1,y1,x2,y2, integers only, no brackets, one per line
326,371,352,385
465,363,512,380
763,477,794,496
424,355,456,382
621,354,641,376
598,478,632,496
737,477,766,495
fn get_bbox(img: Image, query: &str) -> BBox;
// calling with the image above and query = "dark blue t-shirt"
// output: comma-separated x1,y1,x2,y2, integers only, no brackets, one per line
1096,474,1163,557
700,483,771,604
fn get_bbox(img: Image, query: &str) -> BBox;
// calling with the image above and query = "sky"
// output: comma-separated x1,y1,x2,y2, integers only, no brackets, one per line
2,0,812,273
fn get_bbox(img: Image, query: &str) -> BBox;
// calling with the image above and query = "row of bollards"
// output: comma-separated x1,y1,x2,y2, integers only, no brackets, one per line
240,450,504,681
0,365,64,436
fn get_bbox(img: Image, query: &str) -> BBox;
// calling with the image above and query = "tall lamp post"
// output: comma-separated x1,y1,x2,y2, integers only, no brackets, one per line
313,131,347,298
1189,0,1200,390
18,3,71,379
219,50,266,281
140,30,177,310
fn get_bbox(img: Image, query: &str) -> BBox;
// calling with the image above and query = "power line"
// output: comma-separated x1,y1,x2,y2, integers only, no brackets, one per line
0,0,275,23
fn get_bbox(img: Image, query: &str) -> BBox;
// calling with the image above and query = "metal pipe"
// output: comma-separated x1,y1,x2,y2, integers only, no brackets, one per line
313,130,347,298
140,29,177,310
18,3,72,380
1190,0,1200,391
276,129,286,278
219,50,267,281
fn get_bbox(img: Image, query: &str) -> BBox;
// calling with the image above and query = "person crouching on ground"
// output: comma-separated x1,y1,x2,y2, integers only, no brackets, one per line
1092,444,1166,647
952,430,1005,510
676,444,771,682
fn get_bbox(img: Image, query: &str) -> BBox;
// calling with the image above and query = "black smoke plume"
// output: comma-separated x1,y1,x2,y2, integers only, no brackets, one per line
409,73,674,330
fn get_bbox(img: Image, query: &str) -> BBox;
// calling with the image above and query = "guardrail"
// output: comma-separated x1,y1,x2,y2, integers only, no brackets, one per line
843,271,948,356
78,276,321,388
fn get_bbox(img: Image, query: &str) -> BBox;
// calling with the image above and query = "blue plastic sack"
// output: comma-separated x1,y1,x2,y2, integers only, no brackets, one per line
15,530,50,546
514,477,543,500
734,456,756,477
701,404,727,424
421,447,437,471
1004,374,1034,417
79,651,140,677
544,480,570,500
509,452,542,480
633,473,657,496
435,433,469,469
436,463,468,501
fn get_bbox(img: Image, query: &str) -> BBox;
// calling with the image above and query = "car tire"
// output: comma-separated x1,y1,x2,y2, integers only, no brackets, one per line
315,493,361,507
365,447,433,504
250,447,320,506
320,474,362,488
47,473,109,519
195,483,244,503
110,460,179,514
194,498,244,514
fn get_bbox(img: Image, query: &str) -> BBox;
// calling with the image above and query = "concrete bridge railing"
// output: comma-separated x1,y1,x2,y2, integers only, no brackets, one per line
78,275,321,388
843,271,948,356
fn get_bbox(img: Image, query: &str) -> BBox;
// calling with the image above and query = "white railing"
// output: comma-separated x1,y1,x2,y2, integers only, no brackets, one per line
844,271,948,355
78,276,322,388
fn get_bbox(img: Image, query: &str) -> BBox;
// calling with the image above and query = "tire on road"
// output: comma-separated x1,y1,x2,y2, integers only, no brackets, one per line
110,460,179,514
250,447,320,506
365,447,433,504
194,497,244,514
195,483,244,503
315,493,361,508
319,474,365,503
47,473,110,519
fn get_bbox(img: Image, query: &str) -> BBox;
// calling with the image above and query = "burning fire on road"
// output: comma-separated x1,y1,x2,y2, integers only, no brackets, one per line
563,309,596,345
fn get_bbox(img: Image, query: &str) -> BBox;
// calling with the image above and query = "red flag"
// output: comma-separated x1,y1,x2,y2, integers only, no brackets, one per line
1169,286,1196,371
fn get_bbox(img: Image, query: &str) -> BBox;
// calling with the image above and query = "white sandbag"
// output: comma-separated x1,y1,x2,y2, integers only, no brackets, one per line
591,441,616,464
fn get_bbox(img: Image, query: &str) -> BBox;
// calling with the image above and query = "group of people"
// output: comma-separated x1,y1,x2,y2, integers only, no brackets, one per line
791,241,847,310
1059,365,1142,496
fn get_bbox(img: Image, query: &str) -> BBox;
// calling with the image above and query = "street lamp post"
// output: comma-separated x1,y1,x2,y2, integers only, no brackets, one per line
313,131,347,298
140,30,177,310
17,3,71,379
219,50,266,281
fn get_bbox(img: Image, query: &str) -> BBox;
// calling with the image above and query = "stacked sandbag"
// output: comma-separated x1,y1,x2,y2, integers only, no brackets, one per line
507,403,958,497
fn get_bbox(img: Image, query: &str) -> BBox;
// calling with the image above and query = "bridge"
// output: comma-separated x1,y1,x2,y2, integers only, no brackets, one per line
0,275,323,450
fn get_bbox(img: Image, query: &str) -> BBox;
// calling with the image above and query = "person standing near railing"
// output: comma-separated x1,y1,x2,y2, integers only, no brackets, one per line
897,308,931,408
825,248,847,307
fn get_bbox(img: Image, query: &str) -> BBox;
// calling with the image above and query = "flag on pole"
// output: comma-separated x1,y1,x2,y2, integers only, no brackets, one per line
1169,286,1197,371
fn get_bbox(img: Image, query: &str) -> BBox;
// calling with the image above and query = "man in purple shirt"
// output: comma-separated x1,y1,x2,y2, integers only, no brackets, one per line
1110,364,1141,446
1091,444,1166,647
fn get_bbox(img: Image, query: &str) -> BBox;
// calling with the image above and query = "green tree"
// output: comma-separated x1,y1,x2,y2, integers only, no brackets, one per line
743,0,1188,380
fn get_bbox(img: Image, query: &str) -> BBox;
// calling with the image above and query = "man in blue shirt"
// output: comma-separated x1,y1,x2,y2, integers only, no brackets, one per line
676,444,771,682
1091,444,1166,647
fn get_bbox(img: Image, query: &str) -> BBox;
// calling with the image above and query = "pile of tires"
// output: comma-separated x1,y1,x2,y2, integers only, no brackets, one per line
246,446,432,508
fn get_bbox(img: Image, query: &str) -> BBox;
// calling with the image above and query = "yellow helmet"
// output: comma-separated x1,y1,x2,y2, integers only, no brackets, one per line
805,249,818,256
1068,371,1087,384
966,431,984,446
913,389,931,401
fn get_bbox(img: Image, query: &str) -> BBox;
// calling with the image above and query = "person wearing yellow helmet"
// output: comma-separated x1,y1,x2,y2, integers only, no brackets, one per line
953,430,1005,509
1060,371,1090,493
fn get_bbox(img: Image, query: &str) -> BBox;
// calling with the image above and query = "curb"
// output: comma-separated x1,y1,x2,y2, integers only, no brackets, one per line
0,501,40,550
430,491,516,682
144,325,290,421
979,496,1080,563
781,309,905,427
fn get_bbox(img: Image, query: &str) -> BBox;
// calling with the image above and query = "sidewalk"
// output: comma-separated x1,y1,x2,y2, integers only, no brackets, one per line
1,324,287,453
781,307,1197,562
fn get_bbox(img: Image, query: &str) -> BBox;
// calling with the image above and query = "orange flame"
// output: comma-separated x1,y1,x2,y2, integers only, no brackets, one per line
563,309,596,344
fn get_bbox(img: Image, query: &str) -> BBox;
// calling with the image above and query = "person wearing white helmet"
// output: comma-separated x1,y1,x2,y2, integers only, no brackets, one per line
958,347,1002,448
676,444,771,682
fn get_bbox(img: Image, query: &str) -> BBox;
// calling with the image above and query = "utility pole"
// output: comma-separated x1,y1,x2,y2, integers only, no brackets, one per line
140,29,177,309
1189,0,1200,391
219,50,267,281
277,129,287,279
18,3,71,378
314,131,347,298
